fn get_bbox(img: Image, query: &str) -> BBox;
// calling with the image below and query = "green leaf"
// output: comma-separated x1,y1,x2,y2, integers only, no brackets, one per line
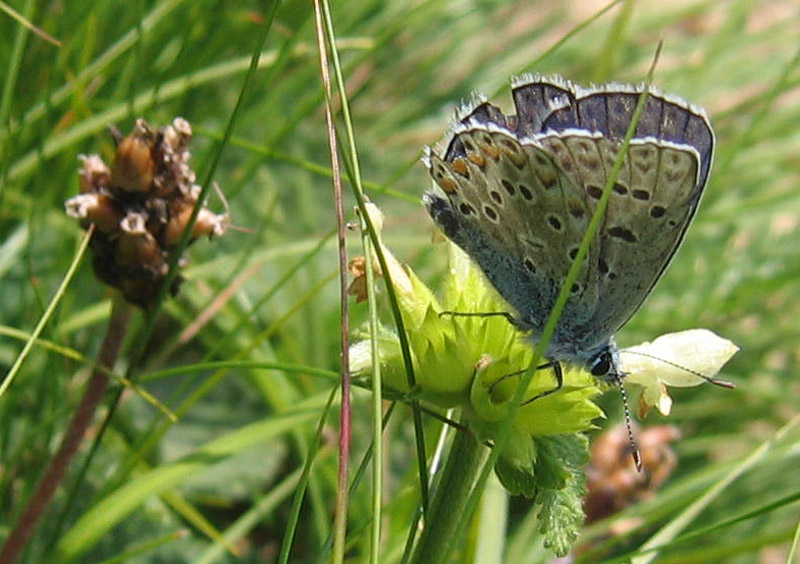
56,408,318,562
535,435,590,557
494,434,589,556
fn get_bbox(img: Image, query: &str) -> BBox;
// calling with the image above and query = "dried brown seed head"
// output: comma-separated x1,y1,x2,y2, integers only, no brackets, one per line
65,117,229,309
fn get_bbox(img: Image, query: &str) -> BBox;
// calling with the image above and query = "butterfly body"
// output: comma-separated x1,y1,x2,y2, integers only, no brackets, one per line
424,75,714,379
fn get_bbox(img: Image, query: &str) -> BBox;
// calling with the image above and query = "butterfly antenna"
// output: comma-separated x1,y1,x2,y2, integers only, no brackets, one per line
624,350,736,389
615,374,643,472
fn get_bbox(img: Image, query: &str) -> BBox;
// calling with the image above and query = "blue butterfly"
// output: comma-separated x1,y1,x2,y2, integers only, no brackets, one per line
424,75,713,398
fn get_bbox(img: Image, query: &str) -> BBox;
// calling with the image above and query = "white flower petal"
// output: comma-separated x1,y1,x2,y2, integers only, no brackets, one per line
622,329,739,388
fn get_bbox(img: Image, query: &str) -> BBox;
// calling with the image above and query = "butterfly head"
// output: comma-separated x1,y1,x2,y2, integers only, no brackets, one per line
585,341,642,470
588,343,624,382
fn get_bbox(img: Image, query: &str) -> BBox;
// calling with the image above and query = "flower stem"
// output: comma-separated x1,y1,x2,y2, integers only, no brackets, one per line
0,296,133,564
409,425,489,564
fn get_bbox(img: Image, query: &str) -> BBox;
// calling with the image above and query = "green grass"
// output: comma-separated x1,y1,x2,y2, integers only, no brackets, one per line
1,0,800,563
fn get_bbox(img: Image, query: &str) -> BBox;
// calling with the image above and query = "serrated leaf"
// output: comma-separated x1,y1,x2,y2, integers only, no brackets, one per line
534,435,589,557
494,434,589,556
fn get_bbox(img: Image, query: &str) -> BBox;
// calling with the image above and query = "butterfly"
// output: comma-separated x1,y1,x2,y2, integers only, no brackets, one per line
423,75,713,408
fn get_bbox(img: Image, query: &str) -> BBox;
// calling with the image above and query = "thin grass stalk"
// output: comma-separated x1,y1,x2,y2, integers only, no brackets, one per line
631,413,800,564
277,386,338,564
0,0,34,198
787,510,800,564
5,37,369,185
399,412,459,564
0,226,94,399
312,404,397,564
0,0,184,146
362,204,384,564
312,1,352,562
317,0,431,517
91,269,339,509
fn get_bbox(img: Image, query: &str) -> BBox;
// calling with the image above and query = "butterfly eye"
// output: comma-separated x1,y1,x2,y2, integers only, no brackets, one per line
590,353,612,377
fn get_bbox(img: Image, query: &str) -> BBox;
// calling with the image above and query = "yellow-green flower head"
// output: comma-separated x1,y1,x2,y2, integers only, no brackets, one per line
349,203,603,437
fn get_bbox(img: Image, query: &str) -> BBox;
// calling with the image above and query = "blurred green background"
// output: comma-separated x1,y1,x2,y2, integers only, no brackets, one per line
1,0,799,562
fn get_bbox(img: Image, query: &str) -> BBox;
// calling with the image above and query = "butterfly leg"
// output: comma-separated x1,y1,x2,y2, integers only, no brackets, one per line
521,361,563,405
438,310,519,326
487,361,564,404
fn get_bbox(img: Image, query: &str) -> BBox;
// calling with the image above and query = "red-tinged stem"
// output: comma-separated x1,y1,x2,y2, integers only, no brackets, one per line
312,0,351,562
0,297,133,564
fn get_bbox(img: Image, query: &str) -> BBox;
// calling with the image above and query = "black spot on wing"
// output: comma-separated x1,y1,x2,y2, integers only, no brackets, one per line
547,215,562,231
607,225,637,243
586,185,603,200
459,202,475,216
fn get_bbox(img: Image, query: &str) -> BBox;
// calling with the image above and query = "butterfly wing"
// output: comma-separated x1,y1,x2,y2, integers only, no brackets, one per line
540,133,705,347
512,77,713,346
425,106,597,339
513,78,713,189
